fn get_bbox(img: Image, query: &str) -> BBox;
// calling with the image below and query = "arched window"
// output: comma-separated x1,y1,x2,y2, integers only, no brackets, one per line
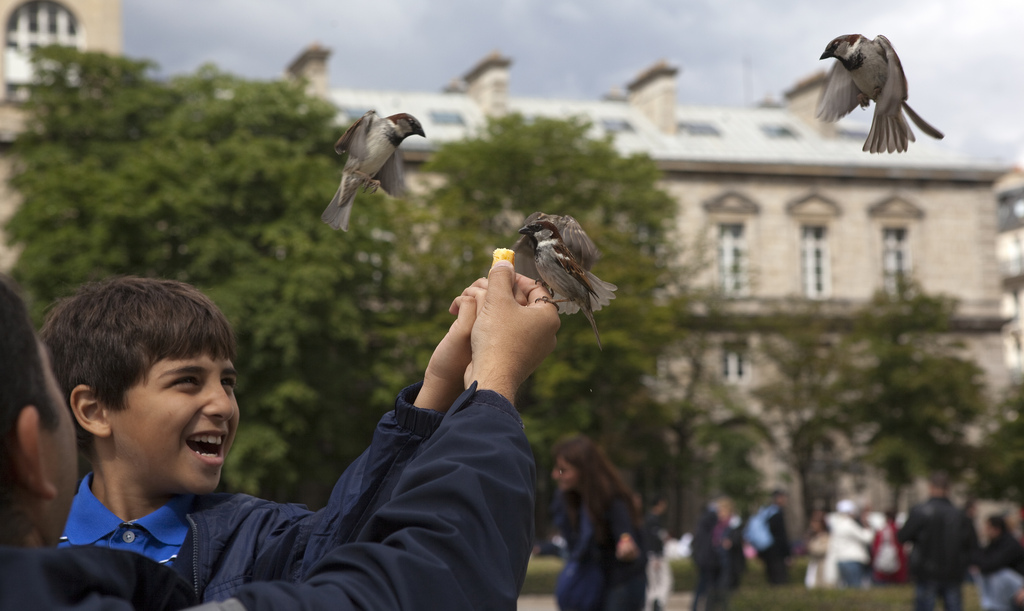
5,1,82,99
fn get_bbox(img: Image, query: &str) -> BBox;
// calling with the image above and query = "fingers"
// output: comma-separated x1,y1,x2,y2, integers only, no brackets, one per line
450,284,486,316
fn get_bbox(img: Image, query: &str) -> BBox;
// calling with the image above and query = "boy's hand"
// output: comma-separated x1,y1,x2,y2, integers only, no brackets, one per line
467,261,559,404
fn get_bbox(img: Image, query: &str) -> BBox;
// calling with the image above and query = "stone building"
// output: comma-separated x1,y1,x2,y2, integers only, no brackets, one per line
288,46,1009,522
0,0,121,271
997,171,1024,380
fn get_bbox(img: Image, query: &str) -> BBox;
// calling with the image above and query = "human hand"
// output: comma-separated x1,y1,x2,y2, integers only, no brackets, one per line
414,283,480,412
465,261,560,404
615,533,639,561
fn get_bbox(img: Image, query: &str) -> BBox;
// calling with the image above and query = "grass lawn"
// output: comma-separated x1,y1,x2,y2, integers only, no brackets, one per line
524,556,984,611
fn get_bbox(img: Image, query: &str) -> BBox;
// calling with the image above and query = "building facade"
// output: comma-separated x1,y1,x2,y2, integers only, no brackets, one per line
0,0,121,270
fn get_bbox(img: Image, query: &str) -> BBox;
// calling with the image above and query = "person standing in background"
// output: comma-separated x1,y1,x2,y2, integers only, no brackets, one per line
760,490,791,585
643,497,672,611
899,472,977,611
551,435,647,611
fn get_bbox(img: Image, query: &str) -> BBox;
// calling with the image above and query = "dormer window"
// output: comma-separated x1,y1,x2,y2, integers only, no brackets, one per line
679,121,720,136
601,118,633,132
430,110,465,125
760,124,798,139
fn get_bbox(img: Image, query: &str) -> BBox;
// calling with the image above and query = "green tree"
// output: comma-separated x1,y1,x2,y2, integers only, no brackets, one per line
7,48,417,502
844,281,986,504
414,113,680,458
753,298,849,519
970,385,1024,503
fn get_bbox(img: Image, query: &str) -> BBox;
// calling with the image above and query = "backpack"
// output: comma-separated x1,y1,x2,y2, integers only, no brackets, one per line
873,527,900,574
744,505,778,551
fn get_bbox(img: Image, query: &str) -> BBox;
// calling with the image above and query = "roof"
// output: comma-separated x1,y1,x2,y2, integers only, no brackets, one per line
327,88,1007,179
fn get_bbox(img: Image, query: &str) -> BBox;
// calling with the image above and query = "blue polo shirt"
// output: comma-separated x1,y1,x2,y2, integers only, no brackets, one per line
58,473,195,566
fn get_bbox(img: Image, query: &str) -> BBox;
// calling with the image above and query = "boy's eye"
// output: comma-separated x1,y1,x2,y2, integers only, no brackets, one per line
222,377,237,389
174,376,200,387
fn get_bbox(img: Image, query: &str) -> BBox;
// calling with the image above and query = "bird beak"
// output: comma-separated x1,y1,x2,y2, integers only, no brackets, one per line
518,226,531,235
413,125,426,138
819,50,833,60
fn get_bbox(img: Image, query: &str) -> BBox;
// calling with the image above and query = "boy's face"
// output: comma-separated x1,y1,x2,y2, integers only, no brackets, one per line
105,355,238,501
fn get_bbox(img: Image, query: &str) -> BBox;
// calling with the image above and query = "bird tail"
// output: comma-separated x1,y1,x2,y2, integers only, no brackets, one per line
582,307,603,351
585,273,617,312
863,112,914,154
321,174,361,231
902,102,944,140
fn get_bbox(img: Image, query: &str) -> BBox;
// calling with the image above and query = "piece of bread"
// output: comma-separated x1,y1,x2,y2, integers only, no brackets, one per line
492,248,515,267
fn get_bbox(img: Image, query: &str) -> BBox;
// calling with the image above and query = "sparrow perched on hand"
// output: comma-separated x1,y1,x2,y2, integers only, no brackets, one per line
817,34,943,154
518,219,617,349
321,110,425,231
512,212,601,281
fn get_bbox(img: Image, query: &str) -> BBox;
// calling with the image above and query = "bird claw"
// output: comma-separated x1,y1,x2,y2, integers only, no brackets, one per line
362,178,381,194
857,93,871,108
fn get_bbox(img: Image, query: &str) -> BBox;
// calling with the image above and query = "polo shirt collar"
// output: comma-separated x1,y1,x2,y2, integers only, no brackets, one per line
62,473,195,546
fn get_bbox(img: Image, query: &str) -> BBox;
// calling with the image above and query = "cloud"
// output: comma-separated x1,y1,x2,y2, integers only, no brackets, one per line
123,0,1023,164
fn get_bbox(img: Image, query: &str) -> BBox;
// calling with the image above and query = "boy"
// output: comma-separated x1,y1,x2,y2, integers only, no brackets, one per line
43,267,552,604
2,265,562,609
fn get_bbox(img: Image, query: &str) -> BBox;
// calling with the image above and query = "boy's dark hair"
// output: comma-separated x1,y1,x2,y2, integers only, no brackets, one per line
0,276,60,543
40,276,236,453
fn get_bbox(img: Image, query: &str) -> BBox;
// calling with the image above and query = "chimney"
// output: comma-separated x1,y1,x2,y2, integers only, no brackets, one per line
626,60,679,135
463,50,512,117
285,43,332,100
784,71,835,137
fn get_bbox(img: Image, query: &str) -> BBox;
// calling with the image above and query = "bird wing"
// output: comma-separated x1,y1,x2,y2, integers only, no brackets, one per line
873,35,909,117
555,215,601,271
816,62,861,122
375,150,406,197
334,111,375,159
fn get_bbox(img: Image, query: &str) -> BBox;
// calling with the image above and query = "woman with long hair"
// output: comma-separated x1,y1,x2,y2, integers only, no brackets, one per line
551,434,647,611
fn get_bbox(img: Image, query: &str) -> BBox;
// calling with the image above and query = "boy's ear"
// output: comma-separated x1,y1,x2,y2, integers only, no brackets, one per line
9,405,59,500
69,384,112,439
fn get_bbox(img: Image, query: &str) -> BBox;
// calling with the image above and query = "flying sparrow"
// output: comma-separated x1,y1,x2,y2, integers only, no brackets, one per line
321,110,425,231
817,34,943,154
512,212,601,281
518,219,617,349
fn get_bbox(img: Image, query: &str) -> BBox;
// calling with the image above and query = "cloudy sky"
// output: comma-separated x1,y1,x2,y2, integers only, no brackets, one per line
124,0,1023,167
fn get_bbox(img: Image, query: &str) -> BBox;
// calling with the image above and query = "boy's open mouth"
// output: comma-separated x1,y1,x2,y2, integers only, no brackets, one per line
186,434,224,457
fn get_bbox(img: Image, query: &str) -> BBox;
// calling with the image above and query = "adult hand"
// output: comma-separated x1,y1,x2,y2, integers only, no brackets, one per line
465,261,560,404
616,533,639,561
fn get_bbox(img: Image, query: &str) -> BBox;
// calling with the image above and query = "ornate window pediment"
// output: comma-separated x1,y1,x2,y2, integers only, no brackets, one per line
787,193,841,219
702,191,760,215
868,196,924,220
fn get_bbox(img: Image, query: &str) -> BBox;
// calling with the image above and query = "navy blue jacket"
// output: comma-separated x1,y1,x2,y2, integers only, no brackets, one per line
222,383,537,610
0,546,195,610
172,383,445,602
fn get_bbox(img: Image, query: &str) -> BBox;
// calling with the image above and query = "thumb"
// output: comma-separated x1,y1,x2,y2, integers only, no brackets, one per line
483,261,515,308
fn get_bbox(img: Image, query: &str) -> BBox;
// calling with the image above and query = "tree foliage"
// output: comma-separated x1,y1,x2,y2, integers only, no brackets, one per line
8,48,415,500
7,50,704,507
416,114,680,463
753,299,849,517
843,281,986,500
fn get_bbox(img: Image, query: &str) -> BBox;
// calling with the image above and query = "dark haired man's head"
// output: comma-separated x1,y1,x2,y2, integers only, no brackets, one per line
0,276,77,547
986,515,1008,539
928,471,950,496
40,276,236,454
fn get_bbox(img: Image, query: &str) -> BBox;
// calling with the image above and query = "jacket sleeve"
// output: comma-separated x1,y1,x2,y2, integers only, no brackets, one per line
290,382,444,578
228,384,536,611
897,506,922,545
